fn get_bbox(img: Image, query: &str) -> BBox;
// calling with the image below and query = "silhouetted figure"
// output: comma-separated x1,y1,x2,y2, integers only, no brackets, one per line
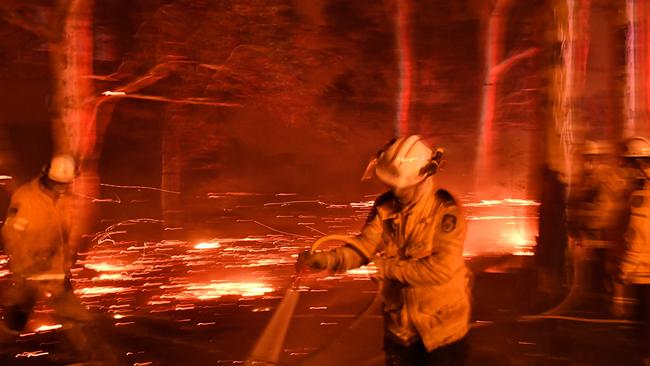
297,135,470,366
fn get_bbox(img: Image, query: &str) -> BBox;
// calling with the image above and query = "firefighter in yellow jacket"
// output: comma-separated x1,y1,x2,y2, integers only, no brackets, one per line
297,135,470,366
618,137,650,364
562,141,632,313
0,155,113,362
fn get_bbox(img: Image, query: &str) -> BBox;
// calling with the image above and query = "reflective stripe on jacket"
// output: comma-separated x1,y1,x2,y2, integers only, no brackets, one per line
347,187,470,351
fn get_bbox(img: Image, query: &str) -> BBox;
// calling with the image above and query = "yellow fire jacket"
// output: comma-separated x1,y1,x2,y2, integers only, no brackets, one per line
330,187,470,351
620,181,650,284
1,177,76,279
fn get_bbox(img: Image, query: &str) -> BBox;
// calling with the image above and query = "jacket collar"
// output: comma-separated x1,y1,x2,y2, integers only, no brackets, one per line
384,180,436,220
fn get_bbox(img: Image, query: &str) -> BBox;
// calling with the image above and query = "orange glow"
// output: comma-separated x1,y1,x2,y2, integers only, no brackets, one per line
241,258,292,267
503,229,536,256
463,198,538,256
164,281,274,301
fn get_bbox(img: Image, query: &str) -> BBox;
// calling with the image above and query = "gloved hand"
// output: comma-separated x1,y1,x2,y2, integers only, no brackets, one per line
372,255,387,280
296,250,331,272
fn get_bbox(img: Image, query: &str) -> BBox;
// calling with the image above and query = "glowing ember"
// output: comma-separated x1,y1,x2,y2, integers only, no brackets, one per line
34,324,63,333
194,241,221,249
346,266,377,276
467,215,535,221
241,258,292,267
15,351,49,358
101,90,126,96
464,199,540,207
350,201,375,208
94,273,127,281
75,286,132,296
85,262,137,272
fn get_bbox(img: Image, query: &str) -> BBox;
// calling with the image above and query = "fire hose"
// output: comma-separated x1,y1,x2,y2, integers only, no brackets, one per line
246,234,383,365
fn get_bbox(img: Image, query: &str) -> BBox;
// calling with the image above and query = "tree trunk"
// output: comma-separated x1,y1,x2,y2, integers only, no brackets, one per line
475,0,511,192
626,0,650,137
51,0,95,157
474,0,540,193
395,0,412,137
536,0,590,299
50,0,97,249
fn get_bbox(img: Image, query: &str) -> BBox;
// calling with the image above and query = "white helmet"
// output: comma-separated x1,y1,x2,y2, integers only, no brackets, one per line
364,135,440,189
47,154,76,183
622,137,650,158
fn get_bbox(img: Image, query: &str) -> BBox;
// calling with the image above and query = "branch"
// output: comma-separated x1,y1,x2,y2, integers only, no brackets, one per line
491,47,540,79
84,58,195,106
197,63,227,72
197,44,263,73
85,74,121,81
113,58,195,94
101,93,241,107
117,94,241,107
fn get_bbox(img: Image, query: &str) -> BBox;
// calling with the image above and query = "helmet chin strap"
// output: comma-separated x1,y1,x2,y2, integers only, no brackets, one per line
641,162,650,181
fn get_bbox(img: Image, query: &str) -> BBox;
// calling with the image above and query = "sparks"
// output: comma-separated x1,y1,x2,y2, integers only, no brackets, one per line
75,286,132,297
101,90,126,96
15,351,49,358
194,241,221,249
167,281,274,300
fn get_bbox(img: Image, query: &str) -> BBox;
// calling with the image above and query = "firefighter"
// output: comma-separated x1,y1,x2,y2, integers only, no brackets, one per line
570,140,628,247
297,135,470,366
618,137,650,364
0,155,114,363
562,141,631,313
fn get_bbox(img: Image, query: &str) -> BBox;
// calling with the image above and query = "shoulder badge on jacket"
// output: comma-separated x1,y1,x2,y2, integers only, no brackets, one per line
441,214,457,232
